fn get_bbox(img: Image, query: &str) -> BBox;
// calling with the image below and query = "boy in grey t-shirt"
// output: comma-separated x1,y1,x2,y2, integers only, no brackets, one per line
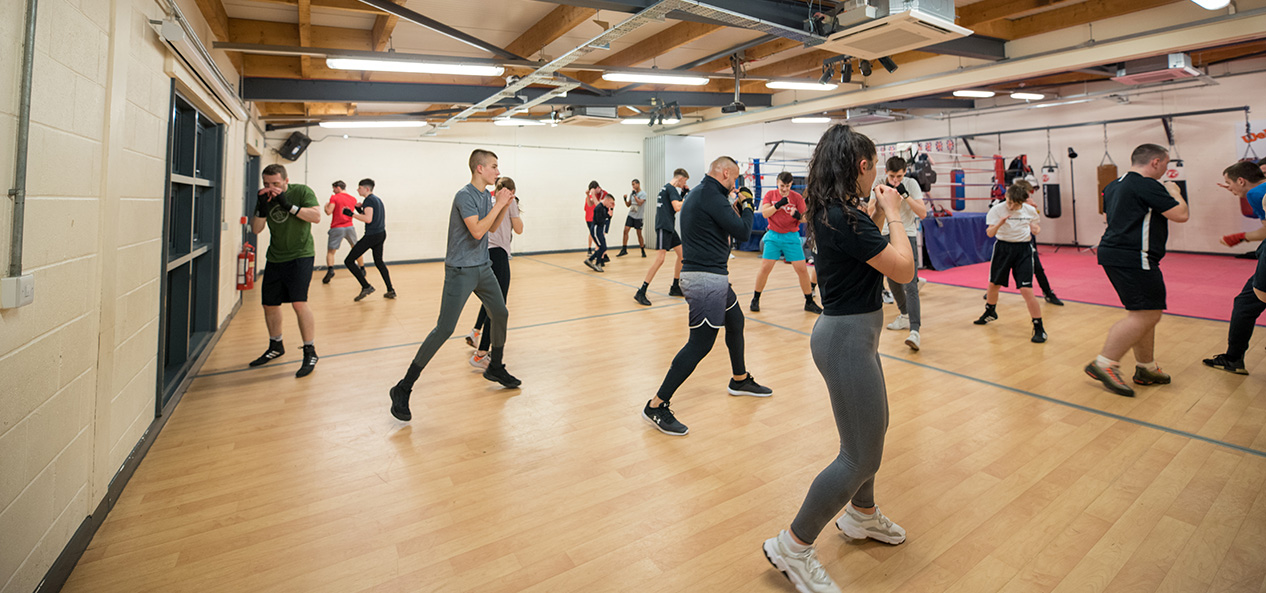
618,178,648,258
389,149,521,422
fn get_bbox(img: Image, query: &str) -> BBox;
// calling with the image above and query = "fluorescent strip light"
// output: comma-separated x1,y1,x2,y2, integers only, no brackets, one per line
1190,0,1230,8
601,72,709,86
326,58,504,77
766,81,839,91
953,90,996,98
318,120,428,128
791,117,831,124
619,118,681,125
493,118,546,127
1010,92,1046,101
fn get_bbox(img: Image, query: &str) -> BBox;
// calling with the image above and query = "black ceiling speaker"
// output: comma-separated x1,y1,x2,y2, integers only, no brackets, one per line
278,132,312,161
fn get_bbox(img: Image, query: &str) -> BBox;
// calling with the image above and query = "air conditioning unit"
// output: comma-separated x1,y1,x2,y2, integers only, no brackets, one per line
845,109,897,125
1111,53,1202,85
818,8,971,60
559,106,619,127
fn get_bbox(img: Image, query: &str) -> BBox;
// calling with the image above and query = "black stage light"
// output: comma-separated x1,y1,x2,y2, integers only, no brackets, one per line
878,56,898,73
841,61,853,83
859,60,873,77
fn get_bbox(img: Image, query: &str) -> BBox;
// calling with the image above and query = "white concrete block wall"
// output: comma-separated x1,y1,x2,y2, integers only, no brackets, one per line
0,0,249,591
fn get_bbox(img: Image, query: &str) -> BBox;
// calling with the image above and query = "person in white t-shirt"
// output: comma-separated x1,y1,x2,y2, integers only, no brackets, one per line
871,157,927,350
973,183,1048,343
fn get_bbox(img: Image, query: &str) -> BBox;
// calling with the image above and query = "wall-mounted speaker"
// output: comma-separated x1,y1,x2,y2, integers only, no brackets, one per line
278,132,311,161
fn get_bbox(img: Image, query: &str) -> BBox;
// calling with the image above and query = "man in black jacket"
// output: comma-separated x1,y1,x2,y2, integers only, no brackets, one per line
640,156,771,436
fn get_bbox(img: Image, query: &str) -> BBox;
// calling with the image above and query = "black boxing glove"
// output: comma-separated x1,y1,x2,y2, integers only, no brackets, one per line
355,205,365,214
255,189,272,218
894,183,909,198
274,193,299,216
774,196,789,209
342,207,354,217
792,210,802,221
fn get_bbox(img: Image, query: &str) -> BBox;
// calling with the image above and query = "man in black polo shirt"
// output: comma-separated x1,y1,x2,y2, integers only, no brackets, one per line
633,168,689,306
1085,144,1188,397
641,157,770,436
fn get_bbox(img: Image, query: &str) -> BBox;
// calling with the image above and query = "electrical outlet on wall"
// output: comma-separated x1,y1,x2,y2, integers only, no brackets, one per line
1,274,35,309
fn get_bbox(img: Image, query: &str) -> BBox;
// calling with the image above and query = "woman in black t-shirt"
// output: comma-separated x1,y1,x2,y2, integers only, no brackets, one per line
762,125,917,593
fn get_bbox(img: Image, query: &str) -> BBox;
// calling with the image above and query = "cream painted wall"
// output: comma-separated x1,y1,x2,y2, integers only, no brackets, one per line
702,64,1266,255
258,123,652,262
0,1,249,591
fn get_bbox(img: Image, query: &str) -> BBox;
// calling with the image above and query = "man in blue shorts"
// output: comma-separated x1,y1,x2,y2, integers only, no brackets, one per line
749,171,822,314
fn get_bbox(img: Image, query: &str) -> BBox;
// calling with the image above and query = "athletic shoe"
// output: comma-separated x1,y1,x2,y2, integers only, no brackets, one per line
634,291,652,306
905,330,920,351
617,248,629,257
642,400,688,436
354,285,376,302
483,363,521,388
1203,354,1248,375
464,330,480,349
1031,326,1047,343
917,277,926,291
729,253,736,259
641,248,647,258
804,299,823,314
384,290,397,299
588,248,594,255
594,262,605,273
602,255,610,264
295,345,318,378
762,531,841,593
973,309,998,325
728,374,773,397
389,384,411,421
249,340,284,367
584,259,600,272
887,314,909,331
469,352,490,369
322,268,335,284
882,290,894,304
1044,294,1065,306
1084,362,1135,397
668,284,684,297
835,505,906,545
750,298,761,312
1133,365,1171,385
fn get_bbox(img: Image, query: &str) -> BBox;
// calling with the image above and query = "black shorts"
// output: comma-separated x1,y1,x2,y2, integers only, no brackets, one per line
656,229,681,250
261,256,314,306
989,240,1033,288
625,216,643,230
1103,265,1166,310
680,272,738,329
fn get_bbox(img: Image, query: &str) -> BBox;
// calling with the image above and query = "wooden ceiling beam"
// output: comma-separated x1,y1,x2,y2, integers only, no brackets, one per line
505,5,597,59
957,0,1082,27
250,0,387,14
190,0,241,73
297,0,312,78
984,0,1188,40
228,18,373,50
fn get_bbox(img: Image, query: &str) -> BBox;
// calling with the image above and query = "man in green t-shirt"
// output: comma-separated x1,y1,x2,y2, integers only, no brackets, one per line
248,163,323,377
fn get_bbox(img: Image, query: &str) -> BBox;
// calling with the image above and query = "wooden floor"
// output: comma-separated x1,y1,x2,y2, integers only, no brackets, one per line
63,251,1266,593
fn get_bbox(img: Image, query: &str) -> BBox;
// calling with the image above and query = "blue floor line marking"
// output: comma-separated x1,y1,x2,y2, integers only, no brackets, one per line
742,315,1266,459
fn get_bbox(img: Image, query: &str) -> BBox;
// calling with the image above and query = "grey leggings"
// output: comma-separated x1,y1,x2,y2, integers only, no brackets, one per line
790,310,889,544
887,235,920,331
410,263,507,368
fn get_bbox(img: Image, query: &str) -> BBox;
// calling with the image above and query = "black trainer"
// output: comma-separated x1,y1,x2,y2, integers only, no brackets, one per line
1203,354,1248,375
483,363,522,388
668,283,684,297
974,308,998,325
354,285,376,302
249,340,284,367
384,290,397,299
641,248,647,258
642,400,688,436
389,384,412,421
1044,294,1065,306
296,345,318,377
617,248,629,257
804,298,822,314
1031,325,1047,343
322,268,335,284
750,297,761,312
602,254,610,263
728,373,773,397
634,291,652,306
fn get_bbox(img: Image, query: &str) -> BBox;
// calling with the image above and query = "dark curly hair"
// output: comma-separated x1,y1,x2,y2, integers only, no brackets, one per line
804,124,877,250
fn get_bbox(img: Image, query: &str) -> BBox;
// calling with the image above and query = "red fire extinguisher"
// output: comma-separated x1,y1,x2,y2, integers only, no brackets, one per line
237,241,256,291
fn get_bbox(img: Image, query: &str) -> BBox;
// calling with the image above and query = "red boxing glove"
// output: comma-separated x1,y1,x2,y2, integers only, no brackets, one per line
1222,232,1247,247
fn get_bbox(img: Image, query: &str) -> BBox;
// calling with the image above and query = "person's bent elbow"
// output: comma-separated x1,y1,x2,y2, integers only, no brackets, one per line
1256,288,1266,304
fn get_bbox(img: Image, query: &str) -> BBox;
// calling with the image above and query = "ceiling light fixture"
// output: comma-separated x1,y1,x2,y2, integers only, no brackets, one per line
791,116,831,124
859,60,873,77
953,90,996,98
326,58,504,77
318,120,428,128
1189,0,1231,9
841,61,853,84
878,56,898,73
1010,92,1046,101
767,80,839,91
600,72,709,86
493,118,546,127
620,117,680,125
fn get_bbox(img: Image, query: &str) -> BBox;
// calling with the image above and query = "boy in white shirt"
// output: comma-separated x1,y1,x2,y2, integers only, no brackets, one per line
974,183,1048,343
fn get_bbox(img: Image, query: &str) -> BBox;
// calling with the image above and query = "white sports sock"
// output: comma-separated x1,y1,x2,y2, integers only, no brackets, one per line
780,530,810,553
270,335,282,342
1136,360,1158,371
1096,355,1117,368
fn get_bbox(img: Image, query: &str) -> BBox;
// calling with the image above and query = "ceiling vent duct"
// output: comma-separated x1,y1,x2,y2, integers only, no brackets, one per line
845,108,897,125
819,1,971,60
1111,53,1202,85
559,106,620,127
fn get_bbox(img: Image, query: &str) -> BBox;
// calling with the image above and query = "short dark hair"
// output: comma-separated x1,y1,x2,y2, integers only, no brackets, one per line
885,156,907,173
587,180,600,190
1006,183,1030,204
359,178,375,190
673,168,689,179
262,164,288,179
1130,144,1169,166
1225,161,1266,184
468,149,497,173
332,180,346,190
495,177,515,192
777,171,794,185
632,179,640,184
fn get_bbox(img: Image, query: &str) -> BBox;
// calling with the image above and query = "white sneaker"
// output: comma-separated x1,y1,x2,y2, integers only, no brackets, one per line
917,277,926,291
886,314,909,331
905,330,920,351
469,353,490,369
835,505,906,544
762,531,841,593
882,290,894,304
464,330,479,349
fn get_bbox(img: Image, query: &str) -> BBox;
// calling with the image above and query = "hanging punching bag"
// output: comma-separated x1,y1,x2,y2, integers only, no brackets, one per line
1097,164,1118,214
991,155,1007,206
1164,159,1188,214
1040,165,1061,218
952,169,965,211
